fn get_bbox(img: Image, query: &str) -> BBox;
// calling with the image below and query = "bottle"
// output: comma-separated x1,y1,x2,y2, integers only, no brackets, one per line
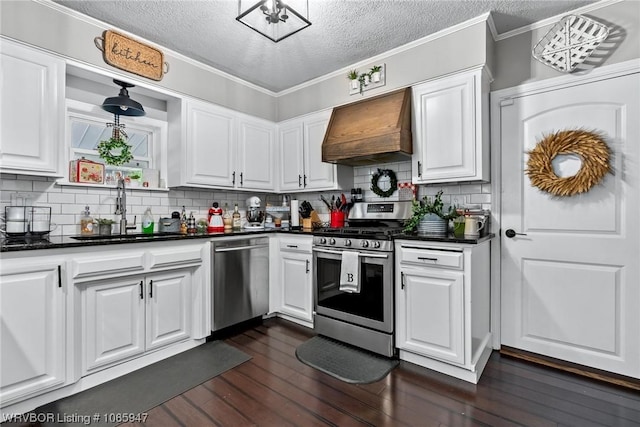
232,203,241,230
80,206,94,235
223,203,233,230
180,205,188,234
142,207,154,234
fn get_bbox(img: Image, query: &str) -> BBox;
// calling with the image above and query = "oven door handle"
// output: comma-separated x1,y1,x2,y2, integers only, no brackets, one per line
313,248,389,259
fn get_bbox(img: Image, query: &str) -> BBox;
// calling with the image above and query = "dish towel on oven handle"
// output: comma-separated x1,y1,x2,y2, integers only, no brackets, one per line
339,251,360,293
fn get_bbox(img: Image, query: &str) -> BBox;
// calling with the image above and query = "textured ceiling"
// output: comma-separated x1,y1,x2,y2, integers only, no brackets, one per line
54,0,598,93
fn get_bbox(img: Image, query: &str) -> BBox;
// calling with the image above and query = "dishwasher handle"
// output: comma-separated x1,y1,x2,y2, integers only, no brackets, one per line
214,243,269,253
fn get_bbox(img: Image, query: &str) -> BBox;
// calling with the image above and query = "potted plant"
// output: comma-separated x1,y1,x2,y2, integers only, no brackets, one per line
96,218,115,235
347,69,359,90
370,65,382,83
403,190,459,234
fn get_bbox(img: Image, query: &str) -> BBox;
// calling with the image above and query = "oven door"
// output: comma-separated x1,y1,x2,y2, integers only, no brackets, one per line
312,247,393,333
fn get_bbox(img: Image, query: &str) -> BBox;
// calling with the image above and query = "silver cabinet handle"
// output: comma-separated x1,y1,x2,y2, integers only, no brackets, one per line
417,257,438,261
306,259,310,273
417,161,422,177
303,175,308,187
149,279,153,298
298,175,302,187
139,280,144,299
232,171,236,185
240,172,243,186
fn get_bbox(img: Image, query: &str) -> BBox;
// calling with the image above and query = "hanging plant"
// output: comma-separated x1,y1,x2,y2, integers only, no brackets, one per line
525,129,611,197
370,168,398,198
97,137,133,166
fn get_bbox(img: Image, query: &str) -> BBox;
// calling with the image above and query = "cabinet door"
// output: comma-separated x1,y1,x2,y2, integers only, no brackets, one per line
83,277,145,373
397,268,464,364
0,261,66,404
0,39,64,176
278,120,305,191
238,117,276,190
303,112,336,190
280,251,313,322
412,71,479,183
146,270,192,351
185,99,236,187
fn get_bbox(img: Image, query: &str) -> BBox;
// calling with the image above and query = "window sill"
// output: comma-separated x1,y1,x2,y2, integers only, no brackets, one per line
55,181,170,192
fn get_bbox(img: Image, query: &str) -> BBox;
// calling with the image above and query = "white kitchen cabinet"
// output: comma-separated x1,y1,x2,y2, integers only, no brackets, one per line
411,67,490,184
167,98,275,191
270,235,313,327
278,111,352,192
82,270,191,374
0,38,65,176
0,258,67,406
72,243,204,375
395,239,492,383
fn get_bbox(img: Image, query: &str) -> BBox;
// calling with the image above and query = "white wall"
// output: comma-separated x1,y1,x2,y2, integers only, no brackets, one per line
491,1,640,91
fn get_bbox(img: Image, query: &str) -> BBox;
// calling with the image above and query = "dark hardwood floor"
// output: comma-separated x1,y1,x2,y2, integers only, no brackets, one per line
119,318,640,427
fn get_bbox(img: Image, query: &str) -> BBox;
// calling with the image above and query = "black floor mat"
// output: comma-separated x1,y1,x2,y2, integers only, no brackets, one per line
32,341,250,427
295,336,398,384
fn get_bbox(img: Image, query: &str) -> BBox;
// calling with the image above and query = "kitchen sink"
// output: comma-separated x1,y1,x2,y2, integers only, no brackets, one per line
70,232,184,241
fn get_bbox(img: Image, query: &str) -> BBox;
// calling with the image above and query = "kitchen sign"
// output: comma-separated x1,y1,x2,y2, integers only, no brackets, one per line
95,30,168,81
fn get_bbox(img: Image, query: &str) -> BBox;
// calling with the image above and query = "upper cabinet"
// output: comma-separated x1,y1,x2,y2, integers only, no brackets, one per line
278,110,352,192
411,67,490,184
167,98,275,191
0,39,65,177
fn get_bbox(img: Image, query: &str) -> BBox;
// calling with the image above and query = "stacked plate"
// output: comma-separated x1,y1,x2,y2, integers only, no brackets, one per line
417,218,448,235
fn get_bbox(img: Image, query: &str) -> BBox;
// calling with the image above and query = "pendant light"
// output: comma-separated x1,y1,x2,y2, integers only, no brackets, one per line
101,79,145,117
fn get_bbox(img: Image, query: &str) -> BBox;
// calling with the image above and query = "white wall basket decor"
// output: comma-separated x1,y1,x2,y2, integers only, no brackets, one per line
532,15,609,73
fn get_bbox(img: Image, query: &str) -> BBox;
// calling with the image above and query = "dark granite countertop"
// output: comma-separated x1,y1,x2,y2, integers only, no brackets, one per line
1,229,494,253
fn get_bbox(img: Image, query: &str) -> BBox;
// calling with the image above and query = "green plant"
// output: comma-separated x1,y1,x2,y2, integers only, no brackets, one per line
96,218,115,225
97,137,133,166
403,190,459,232
347,69,359,80
370,65,382,74
128,171,142,180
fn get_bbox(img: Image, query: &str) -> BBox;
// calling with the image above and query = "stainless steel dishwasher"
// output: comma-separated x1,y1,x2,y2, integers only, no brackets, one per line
212,236,269,331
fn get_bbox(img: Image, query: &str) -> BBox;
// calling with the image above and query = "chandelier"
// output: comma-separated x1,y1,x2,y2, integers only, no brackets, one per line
236,0,311,43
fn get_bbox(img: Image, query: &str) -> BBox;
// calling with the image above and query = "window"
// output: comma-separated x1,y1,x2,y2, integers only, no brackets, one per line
66,99,167,187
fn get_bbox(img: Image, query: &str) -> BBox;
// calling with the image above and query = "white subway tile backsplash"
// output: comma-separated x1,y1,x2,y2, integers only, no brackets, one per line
47,193,76,204
1,179,33,191
75,194,100,205
459,183,482,194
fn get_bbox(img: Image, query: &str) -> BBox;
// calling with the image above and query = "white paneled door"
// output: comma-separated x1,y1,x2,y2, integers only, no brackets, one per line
500,70,640,378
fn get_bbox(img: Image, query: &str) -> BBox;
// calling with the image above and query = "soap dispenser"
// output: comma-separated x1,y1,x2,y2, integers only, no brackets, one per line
80,206,94,235
142,207,154,234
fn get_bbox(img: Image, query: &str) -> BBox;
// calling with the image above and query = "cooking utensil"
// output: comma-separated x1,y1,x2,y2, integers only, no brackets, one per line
341,193,347,208
320,195,332,211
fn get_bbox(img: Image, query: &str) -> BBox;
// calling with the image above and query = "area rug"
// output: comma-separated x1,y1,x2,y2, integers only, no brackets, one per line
34,341,250,427
295,336,399,384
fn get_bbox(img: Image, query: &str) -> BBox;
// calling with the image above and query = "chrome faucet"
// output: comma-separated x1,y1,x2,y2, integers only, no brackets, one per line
115,177,136,234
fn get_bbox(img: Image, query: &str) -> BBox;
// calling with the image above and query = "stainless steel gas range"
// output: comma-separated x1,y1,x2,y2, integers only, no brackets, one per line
312,201,411,357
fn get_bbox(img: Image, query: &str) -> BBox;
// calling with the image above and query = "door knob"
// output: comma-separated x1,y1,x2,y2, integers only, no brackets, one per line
505,229,527,238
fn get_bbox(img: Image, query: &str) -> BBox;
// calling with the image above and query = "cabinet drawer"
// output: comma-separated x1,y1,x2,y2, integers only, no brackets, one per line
399,246,463,270
279,236,312,253
72,252,145,280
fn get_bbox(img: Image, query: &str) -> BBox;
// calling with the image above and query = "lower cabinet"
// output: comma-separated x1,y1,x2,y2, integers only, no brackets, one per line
82,270,191,374
0,258,68,406
270,235,313,326
398,268,465,365
395,239,492,383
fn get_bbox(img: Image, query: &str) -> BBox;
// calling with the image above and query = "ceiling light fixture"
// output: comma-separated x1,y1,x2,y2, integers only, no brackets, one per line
236,0,311,43
101,79,145,117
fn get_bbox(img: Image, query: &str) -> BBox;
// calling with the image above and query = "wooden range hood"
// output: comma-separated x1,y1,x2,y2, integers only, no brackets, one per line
322,87,412,166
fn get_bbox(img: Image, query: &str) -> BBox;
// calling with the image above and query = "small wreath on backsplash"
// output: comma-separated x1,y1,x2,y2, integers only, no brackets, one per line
525,129,610,197
97,137,133,166
370,168,398,198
